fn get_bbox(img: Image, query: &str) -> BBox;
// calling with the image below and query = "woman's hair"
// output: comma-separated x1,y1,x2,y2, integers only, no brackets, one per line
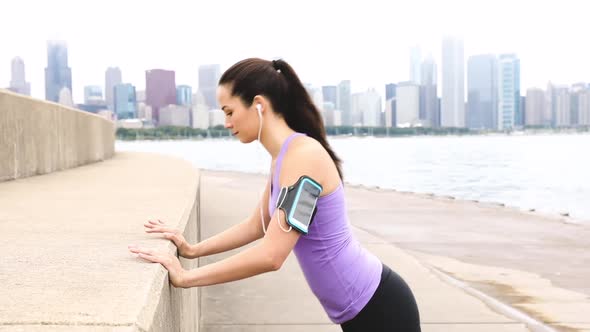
219,58,343,180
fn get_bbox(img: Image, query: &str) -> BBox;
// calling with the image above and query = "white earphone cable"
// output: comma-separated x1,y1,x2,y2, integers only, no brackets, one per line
257,104,291,234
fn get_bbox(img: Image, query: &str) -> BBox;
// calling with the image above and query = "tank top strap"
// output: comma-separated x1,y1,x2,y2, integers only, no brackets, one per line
272,132,305,189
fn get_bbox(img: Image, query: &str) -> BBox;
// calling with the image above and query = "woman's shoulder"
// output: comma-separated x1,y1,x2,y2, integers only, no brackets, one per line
281,135,340,194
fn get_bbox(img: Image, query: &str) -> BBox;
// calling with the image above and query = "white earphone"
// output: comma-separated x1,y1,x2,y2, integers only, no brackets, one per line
256,103,262,117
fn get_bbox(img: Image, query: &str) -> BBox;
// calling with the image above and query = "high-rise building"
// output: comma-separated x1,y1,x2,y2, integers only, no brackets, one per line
146,69,176,123
570,83,587,126
159,105,190,127
351,89,381,127
84,85,103,105
420,55,438,127
396,82,420,127
579,89,590,126
322,85,338,109
385,83,397,101
467,54,498,129
114,83,137,119
498,54,521,129
337,80,352,126
554,85,570,127
525,88,545,126
9,57,31,95
176,85,192,106
384,98,396,128
105,67,122,111
198,64,221,109
441,37,465,128
410,45,422,84
45,41,72,102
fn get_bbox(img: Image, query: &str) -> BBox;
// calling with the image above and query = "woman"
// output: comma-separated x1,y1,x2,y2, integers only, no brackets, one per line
129,58,421,331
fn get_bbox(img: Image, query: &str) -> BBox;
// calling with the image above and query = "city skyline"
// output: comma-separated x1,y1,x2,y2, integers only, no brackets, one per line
1,0,589,104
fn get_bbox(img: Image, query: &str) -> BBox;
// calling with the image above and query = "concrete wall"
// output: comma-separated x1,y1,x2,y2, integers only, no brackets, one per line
0,152,201,331
0,89,115,182
138,183,201,332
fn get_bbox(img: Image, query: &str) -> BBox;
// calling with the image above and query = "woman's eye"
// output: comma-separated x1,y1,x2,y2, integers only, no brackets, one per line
227,112,233,117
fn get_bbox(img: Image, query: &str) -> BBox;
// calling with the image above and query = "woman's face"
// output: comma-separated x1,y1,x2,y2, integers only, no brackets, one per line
217,84,259,143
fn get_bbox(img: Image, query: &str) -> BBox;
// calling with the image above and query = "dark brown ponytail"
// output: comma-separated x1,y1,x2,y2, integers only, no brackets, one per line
219,58,343,179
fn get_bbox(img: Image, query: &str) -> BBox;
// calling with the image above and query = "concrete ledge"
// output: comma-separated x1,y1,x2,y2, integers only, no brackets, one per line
0,89,115,182
0,152,200,331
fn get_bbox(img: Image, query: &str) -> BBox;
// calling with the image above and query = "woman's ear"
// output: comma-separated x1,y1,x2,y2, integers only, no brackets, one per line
252,95,267,113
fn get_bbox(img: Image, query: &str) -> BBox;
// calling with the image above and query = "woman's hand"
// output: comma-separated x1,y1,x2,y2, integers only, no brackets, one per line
144,219,196,258
128,245,187,288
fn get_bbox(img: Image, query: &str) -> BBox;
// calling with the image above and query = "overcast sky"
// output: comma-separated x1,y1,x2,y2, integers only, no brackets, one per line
1,0,589,103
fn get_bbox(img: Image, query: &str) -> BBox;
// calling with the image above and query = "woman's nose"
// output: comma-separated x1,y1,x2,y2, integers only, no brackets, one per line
224,122,233,129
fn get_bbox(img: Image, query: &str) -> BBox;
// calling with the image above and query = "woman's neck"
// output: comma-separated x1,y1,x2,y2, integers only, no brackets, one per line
260,117,296,159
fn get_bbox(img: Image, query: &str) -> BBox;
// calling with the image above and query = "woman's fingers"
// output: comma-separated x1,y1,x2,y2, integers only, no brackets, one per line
145,226,175,234
128,245,155,256
137,252,163,263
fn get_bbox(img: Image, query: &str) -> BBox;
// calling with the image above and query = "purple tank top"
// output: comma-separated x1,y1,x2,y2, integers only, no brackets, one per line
268,133,382,324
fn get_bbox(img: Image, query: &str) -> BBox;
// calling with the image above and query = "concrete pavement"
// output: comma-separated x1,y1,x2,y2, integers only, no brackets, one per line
198,170,579,331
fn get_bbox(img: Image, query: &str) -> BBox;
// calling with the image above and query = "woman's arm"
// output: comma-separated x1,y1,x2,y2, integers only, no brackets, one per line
186,177,272,258
180,142,326,287
182,207,299,287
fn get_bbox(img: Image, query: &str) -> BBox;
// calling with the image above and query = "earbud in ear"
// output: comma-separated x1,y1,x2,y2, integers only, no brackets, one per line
256,104,262,116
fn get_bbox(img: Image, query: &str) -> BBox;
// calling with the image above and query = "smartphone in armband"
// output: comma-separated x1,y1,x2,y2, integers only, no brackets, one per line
276,175,323,234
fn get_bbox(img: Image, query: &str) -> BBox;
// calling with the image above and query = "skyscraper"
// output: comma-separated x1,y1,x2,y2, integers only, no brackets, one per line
322,85,338,108
337,80,352,126
410,45,422,84
441,37,465,128
105,67,122,111
198,64,221,109
498,54,521,129
9,57,30,96
114,83,137,119
45,41,72,102
385,83,397,101
420,55,438,127
554,86,570,127
84,85,103,105
146,69,176,123
176,85,192,106
570,83,587,126
467,54,498,129
396,82,420,127
525,88,545,126
579,89,590,126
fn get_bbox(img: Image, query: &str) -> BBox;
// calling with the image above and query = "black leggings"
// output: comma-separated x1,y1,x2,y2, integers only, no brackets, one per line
341,264,421,332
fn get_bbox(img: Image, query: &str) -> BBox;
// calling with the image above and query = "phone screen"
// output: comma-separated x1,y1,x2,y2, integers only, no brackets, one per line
292,180,321,226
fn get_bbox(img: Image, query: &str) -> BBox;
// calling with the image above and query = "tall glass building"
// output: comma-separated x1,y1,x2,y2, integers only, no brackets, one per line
198,64,221,110
441,37,465,128
498,54,521,129
467,54,498,129
105,67,122,111
337,80,352,126
45,41,72,102
114,83,137,119
84,85,103,105
176,85,192,106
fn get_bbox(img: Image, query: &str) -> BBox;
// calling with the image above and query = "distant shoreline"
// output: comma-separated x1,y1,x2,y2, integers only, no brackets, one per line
116,126,590,141
200,168,588,226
